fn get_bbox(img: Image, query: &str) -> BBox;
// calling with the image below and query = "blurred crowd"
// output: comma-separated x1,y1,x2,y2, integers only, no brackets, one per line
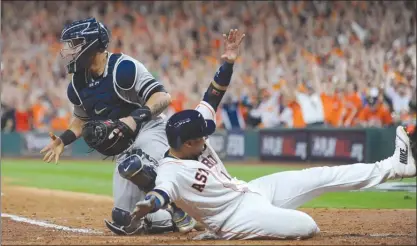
1,1,416,133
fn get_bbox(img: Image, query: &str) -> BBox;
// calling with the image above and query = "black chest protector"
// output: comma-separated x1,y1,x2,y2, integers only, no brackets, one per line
67,53,139,121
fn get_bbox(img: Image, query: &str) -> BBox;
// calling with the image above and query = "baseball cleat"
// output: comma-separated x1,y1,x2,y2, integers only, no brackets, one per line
392,126,416,178
172,210,197,233
167,204,197,233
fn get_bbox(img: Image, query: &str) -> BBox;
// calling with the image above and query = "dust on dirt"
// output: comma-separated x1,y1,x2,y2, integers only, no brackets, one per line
1,184,416,245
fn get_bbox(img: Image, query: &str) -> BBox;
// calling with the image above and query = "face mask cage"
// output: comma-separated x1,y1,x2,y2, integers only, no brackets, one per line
60,38,86,66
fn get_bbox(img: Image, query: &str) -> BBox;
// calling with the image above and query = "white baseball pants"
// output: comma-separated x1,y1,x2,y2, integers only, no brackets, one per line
218,157,396,240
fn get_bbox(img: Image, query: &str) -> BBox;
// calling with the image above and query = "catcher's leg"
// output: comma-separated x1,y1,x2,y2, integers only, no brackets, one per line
249,126,416,209
107,120,198,234
132,120,199,233
105,157,174,235
217,192,319,240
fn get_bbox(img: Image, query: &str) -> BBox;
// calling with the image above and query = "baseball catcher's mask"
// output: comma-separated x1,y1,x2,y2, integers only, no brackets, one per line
82,119,136,156
60,17,110,74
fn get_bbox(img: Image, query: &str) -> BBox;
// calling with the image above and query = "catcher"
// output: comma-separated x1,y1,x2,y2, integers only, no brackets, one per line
40,17,196,235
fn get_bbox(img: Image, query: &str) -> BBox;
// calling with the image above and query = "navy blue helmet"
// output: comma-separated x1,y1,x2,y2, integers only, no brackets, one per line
166,110,216,149
60,17,110,74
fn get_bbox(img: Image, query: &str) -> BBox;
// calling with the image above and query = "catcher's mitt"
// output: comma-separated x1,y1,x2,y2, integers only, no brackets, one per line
82,119,136,156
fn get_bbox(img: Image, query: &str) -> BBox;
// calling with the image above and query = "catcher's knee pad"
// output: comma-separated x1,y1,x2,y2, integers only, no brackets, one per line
112,207,132,226
107,207,174,235
118,154,157,192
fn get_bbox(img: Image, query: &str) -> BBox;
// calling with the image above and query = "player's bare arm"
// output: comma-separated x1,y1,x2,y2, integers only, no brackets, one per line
146,92,172,117
40,116,85,164
40,96,91,164
120,91,171,132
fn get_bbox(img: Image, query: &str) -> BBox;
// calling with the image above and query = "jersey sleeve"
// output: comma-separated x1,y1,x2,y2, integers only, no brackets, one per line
154,164,181,202
114,55,166,104
73,105,89,120
154,160,203,203
195,101,217,125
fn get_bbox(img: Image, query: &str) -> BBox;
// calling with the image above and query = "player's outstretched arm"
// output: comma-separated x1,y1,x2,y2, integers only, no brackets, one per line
124,189,170,232
201,29,245,112
40,116,85,164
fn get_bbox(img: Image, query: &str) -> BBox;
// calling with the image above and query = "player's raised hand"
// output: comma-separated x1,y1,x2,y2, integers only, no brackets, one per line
221,29,246,63
40,132,64,164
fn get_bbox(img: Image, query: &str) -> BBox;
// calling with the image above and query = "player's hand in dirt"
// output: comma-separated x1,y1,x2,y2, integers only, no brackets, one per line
119,196,157,235
221,29,245,64
130,196,156,222
40,132,64,164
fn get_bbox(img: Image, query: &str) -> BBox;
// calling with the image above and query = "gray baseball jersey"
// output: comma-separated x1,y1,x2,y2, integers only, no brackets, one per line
68,52,172,227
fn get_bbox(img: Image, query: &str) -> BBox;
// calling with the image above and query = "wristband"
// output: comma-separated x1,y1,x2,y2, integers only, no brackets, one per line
59,129,77,146
130,106,152,126
213,62,234,87
146,189,170,213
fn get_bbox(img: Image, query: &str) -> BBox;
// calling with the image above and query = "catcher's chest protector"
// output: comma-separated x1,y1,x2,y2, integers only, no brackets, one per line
67,53,137,121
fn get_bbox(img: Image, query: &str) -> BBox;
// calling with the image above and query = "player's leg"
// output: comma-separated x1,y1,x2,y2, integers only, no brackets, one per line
106,152,174,235
119,119,196,233
249,126,416,209
106,119,173,235
217,192,319,240
110,156,174,234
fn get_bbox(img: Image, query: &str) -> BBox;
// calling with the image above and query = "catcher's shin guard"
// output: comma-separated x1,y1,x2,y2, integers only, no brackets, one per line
105,207,175,235
104,207,145,235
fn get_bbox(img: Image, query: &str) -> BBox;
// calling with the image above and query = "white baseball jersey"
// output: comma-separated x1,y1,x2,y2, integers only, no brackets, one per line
155,101,253,232
153,102,403,240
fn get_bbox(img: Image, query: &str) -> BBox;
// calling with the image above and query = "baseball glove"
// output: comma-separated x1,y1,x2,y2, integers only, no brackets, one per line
82,119,136,156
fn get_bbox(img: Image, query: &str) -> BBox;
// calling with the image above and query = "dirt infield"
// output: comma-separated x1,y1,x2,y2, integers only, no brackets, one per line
1,184,416,245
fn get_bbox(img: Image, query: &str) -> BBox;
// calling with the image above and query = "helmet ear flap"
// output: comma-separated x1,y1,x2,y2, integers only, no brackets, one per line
96,20,105,50
96,19,110,51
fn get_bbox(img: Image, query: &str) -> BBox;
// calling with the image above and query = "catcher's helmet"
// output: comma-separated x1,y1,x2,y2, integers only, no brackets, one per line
60,17,110,74
165,110,216,149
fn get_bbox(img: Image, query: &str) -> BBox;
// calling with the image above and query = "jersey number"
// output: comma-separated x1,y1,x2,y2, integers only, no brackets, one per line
192,168,209,192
